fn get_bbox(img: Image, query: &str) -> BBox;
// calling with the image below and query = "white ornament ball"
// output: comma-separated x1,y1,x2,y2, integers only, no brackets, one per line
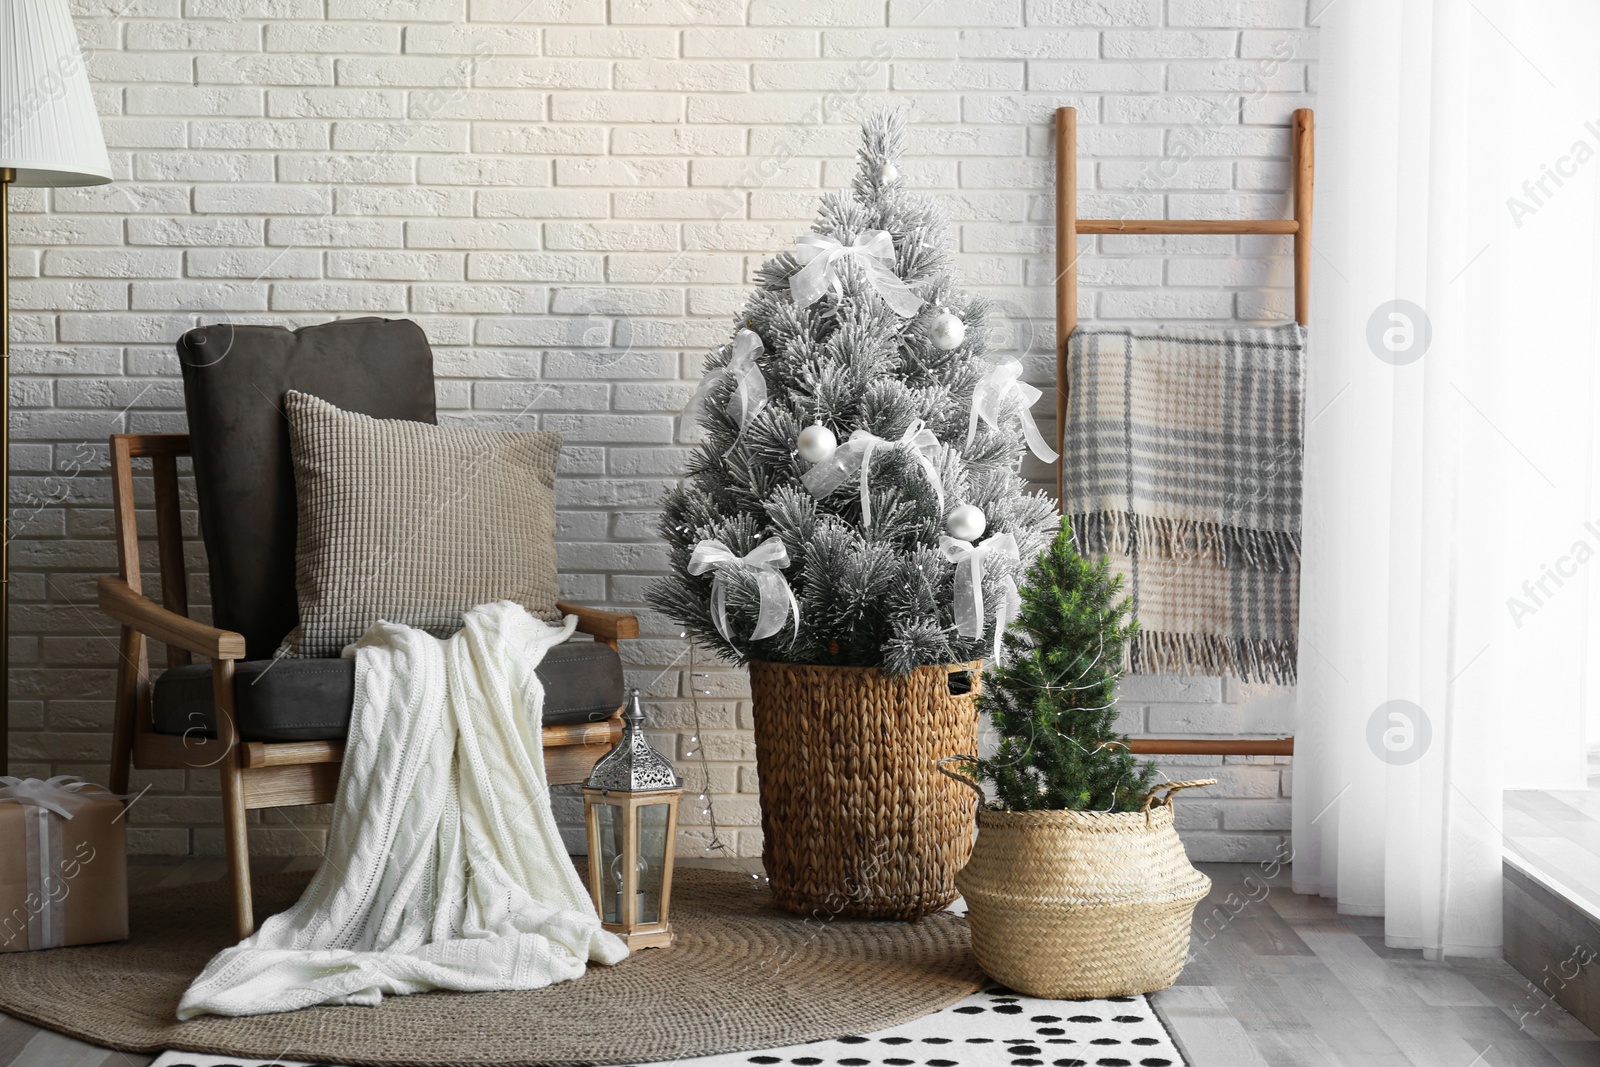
879,163,899,184
796,422,838,464
929,310,966,351
946,503,987,542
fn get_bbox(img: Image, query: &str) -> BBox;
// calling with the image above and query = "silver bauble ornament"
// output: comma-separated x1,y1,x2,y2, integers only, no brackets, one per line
946,503,987,541
796,422,838,464
929,309,965,350
878,163,898,183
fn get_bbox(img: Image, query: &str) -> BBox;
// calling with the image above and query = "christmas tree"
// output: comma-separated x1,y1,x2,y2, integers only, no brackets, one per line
965,517,1156,812
650,111,1058,675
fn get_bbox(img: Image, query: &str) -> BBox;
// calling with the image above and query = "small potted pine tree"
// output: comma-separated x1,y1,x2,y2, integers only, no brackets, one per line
943,518,1214,998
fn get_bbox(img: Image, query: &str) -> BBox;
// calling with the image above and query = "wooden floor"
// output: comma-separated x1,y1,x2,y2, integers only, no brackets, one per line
2,858,1596,1067
1159,863,1599,1066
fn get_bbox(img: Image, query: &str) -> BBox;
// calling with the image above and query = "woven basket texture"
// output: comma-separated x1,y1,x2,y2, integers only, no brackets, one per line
749,659,981,921
956,802,1210,999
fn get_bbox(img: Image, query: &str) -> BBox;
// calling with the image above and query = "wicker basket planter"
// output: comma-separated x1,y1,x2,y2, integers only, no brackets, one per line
748,659,982,920
953,780,1215,999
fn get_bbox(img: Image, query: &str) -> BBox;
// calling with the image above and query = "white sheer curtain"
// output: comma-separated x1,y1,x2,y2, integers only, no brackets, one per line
1293,0,1600,957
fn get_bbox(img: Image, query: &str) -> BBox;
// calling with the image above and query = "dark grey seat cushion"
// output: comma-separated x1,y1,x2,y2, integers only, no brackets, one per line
150,640,625,742
177,319,437,661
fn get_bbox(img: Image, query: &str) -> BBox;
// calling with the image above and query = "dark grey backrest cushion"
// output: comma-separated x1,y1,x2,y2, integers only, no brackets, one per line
177,318,437,659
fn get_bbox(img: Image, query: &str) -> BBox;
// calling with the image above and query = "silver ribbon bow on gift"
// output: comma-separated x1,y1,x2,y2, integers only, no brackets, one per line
967,360,1059,464
789,230,925,318
0,775,105,819
939,532,1021,663
687,535,801,646
687,327,769,457
0,776,112,951
800,420,945,529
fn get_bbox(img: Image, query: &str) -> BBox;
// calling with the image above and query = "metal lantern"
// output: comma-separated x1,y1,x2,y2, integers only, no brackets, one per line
582,688,683,949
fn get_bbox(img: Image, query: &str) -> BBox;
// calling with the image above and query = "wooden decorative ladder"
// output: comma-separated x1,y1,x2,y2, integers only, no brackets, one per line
1052,105,1313,759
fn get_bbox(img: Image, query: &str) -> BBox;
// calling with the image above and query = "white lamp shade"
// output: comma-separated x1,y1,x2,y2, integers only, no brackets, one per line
0,0,110,187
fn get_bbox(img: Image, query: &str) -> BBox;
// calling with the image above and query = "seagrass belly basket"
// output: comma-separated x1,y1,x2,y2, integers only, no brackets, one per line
748,659,982,920
951,777,1216,999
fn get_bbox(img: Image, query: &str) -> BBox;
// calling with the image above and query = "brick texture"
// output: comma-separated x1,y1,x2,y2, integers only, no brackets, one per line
8,1,1315,863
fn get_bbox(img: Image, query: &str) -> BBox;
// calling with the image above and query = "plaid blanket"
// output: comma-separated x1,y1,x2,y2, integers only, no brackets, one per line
1063,325,1307,684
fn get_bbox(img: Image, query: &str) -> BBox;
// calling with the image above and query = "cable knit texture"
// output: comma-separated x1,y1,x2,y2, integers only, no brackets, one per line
176,601,628,1019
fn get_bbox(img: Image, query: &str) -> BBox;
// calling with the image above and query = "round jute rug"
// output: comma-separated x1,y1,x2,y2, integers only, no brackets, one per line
0,867,983,1066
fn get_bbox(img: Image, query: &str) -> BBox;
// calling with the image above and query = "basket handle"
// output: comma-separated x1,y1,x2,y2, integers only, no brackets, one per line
936,755,987,805
946,663,982,699
1140,778,1217,816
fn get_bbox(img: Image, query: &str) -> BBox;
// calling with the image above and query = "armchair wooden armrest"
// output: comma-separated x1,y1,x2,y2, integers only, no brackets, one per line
98,576,247,661
556,600,639,644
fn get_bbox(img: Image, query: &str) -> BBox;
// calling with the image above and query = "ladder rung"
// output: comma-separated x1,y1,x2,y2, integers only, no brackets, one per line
1124,737,1294,756
1076,219,1299,236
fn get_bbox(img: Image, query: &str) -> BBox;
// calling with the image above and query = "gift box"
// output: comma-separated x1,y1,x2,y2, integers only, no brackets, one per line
0,776,128,953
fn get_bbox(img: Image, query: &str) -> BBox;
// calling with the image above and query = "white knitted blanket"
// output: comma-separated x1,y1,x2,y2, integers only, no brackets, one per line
177,601,628,1019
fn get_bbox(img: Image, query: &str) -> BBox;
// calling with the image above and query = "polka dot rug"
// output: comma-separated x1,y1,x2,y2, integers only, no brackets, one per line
148,983,1186,1067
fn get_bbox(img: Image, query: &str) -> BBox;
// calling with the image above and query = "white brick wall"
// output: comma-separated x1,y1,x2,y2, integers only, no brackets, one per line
8,0,1314,863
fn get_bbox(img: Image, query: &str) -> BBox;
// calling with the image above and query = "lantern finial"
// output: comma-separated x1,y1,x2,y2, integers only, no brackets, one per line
622,687,646,728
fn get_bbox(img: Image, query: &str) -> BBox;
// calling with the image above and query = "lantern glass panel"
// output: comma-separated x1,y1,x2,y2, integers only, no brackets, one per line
637,802,670,925
594,801,623,925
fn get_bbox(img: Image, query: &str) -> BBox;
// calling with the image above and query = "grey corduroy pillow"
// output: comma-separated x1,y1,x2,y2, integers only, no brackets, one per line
278,390,563,658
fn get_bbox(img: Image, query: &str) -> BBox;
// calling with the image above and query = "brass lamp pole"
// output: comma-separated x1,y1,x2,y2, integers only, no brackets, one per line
1,0,113,774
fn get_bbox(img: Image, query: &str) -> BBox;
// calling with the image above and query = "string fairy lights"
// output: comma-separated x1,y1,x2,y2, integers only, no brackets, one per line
684,639,733,857
641,632,735,860
969,631,1177,814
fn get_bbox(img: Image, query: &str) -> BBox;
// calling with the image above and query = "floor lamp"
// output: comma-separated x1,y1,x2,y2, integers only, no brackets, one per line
0,0,112,773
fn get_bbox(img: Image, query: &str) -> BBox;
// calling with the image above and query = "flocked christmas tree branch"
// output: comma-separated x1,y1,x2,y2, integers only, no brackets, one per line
650,110,1057,675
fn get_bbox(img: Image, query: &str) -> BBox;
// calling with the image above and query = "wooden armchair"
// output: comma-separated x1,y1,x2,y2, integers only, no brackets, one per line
99,320,636,939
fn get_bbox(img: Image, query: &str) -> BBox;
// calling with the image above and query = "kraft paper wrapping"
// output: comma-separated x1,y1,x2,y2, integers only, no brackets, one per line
0,780,128,953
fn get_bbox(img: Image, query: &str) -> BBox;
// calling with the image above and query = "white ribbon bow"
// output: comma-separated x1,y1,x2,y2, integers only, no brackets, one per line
687,535,801,646
967,360,1059,464
800,419,945,529
0,776,106,820
939,532,1021,663
789,230,925,318
687,328,769,456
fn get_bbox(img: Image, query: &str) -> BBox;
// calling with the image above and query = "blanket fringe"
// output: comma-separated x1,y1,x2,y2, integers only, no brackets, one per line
1071,511,1299,572
1128,630,1298,686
